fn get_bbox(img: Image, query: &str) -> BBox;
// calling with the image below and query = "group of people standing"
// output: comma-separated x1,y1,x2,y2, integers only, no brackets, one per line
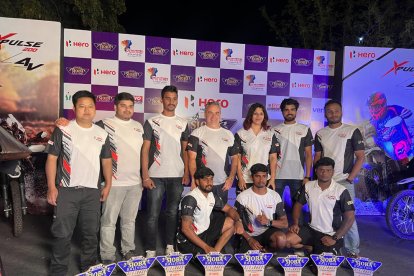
45,85,364,275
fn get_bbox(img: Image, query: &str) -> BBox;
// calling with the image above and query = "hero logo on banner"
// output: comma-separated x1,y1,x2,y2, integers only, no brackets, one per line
195,67,220,93
64,29,91,58
268,46,292,73
289,73,313,98
91,59,118,85
171,38,196,66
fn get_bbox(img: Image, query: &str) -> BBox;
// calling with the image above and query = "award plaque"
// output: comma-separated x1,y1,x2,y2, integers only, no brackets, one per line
234,250,273,276
156,252,193,276
117,256,156,276
310,252,345,276
197,252,232,276
75,263,116,276
277,255,309,276
346,257,382,276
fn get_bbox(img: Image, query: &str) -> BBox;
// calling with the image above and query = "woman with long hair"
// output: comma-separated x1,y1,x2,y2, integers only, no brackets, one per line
235,103,279,192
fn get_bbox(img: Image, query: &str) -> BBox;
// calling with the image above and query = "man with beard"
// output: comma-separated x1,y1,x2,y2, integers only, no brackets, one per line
98,92,144,263
142,85,190,258
235,163,288,253
314,99,365,258
176,167,244,255
272,98,313,213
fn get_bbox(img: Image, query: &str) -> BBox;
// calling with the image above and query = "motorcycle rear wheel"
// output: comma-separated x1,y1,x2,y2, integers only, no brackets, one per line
386,189,414,240
10,180,23,237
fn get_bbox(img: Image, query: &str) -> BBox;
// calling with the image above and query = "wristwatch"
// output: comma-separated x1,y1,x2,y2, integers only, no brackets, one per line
266,220,272,227
332,234,339,241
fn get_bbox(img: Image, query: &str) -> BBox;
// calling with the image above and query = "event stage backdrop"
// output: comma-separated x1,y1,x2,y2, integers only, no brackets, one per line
63,29,336,204
343,46,414,214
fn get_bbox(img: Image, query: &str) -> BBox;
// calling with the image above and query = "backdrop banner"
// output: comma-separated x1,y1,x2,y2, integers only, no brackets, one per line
63,29,336,206
342,46,414,214
0,17,61,214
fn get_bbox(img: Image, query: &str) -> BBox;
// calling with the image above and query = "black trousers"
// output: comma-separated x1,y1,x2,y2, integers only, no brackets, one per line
49,187,101,276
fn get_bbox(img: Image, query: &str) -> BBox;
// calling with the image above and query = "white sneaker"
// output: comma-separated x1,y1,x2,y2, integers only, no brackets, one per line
146,250,156,258
165,244,175,255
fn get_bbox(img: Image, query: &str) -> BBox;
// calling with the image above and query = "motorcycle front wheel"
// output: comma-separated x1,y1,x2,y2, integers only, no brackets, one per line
9,179,23,237
386,189,414,240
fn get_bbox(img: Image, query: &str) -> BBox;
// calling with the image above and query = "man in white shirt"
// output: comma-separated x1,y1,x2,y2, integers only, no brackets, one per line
187,101,239,203
314,99,365,258
176,167,244,255
46,90,112,275
273,98,313,217
286,157,355,256
235,163,288,253
141,85,190,257
98,92,144,263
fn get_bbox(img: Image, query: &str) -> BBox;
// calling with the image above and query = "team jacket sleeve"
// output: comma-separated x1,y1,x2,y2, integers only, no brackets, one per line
180,195,198,218
351,128,365,151
304,128,314,147
142,120,153,141
228,137,240,156
296,185,308,205
269,134,280,154
100,135,112,159
187,135,199,152
181,124,190,142
95,120,104,129
339,189,355,212
45,127,63,156
234,133,243,154
213,193,226,210
314,132,323,152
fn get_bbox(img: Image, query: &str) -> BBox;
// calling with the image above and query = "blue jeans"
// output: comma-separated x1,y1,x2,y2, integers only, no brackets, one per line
276,179,303,225
145,177,183,250
337,179,360,255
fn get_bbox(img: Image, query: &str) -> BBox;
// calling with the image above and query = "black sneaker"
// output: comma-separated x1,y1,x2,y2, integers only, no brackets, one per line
122,251,137,260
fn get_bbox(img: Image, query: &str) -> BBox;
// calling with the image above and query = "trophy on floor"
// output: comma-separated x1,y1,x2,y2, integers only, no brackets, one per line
197,252,232,276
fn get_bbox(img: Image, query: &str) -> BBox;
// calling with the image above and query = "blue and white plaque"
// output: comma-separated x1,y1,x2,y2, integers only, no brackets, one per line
197,252,232,276
117,256,156,275
75,263,116,276
346,257,382,276
156,252,192,276
277,255,309,276
234,250,273,276
310,252,345,276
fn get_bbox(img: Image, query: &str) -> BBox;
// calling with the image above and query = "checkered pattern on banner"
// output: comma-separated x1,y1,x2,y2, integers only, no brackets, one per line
63,29,336,135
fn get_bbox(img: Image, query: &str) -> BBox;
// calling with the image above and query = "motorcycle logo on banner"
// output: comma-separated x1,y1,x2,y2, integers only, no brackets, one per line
197,252,232,276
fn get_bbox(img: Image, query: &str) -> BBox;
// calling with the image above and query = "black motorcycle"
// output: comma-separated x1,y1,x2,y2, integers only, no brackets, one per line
0,120,45,237
385,158,414,240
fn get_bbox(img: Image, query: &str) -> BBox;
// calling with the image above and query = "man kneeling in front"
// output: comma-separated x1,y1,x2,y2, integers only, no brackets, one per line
176,167,244,255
